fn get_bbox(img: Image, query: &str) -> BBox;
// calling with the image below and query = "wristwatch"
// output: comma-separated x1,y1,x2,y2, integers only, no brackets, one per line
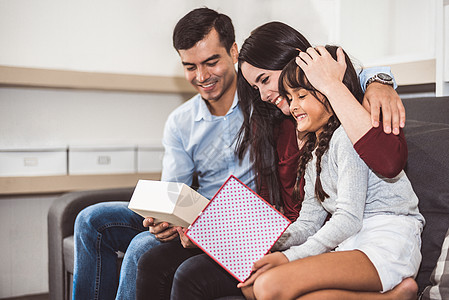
366,73,394,89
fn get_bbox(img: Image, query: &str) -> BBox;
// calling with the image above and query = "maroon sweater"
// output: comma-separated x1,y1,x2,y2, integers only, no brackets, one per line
260,118,408,222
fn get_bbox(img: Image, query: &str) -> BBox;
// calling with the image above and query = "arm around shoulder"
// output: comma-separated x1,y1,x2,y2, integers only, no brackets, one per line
354,126,407,178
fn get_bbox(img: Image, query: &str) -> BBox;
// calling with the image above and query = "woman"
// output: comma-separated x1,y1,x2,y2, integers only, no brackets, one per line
236,21,407,222
137,21,409,300
238,45,423,300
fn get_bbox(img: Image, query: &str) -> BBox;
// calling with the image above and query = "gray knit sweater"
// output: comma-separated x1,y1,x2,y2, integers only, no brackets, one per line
274,126,425,261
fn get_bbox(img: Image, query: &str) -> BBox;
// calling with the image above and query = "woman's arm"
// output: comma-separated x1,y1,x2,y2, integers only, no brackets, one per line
354,127,407,178
296,46,406,177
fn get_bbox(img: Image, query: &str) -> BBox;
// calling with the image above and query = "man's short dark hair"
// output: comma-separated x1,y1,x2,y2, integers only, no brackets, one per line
173,7,235,53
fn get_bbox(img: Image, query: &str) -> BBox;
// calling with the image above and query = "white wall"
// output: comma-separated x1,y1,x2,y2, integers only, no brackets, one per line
0,0,437,77
0,0,439,149
338,0,436,66
0,194,58,298
0,87,185,149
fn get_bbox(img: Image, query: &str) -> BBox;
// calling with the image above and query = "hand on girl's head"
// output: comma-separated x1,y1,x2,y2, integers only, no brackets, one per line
294,46,347,96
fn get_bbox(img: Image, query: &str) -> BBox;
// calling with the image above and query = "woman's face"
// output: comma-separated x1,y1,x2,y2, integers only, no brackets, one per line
241,62,291,115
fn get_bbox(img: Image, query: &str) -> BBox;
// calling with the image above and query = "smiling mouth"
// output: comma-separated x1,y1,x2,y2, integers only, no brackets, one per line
272,96,285,106
295,113,307,122
198,81,217,90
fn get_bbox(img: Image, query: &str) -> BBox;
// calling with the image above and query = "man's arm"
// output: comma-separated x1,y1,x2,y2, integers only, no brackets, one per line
143,114,196,242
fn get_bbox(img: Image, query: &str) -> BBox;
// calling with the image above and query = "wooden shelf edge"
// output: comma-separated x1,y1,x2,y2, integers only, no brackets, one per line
366,59,436,86
0,65,196,94
0,173,161,195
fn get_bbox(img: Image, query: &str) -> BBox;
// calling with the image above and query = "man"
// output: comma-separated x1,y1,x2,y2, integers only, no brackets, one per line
72,7,254,300
73,7,403,300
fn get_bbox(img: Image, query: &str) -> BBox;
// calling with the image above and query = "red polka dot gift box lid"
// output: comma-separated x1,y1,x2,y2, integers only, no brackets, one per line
186,175,291,282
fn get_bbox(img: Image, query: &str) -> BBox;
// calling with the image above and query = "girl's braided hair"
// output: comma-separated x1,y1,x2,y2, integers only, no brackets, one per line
279,45,364,202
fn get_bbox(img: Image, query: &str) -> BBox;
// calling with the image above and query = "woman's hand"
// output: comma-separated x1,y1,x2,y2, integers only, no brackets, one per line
295,46,346,96
237,252,288,288
176,227,197,248
363,82,405,135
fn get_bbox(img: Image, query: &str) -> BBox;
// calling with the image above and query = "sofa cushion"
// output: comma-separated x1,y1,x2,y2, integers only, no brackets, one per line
421,227,449,299
63,236,75,273
402,96,449,125
404,120,449,292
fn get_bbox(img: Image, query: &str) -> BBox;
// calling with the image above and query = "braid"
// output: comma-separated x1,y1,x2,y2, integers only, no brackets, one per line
314,115,341,202
278,44,364,204
292,132,316,202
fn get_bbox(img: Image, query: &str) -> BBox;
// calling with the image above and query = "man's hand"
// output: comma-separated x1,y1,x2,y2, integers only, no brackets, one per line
142,217,179,242
176,227,197,248
363,82,405,135
237,252,288,288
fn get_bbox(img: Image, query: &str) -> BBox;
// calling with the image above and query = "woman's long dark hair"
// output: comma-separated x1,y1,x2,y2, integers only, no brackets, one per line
236,22,312,208
278,45,364,202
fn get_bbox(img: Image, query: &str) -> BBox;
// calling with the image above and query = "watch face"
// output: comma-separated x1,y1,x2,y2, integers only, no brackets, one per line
378,73,393,81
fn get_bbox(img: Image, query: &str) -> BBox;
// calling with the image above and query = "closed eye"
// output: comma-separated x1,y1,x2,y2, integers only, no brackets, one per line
207,61,218,67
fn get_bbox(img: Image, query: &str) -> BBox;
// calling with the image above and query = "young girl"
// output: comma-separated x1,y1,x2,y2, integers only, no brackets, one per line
238,45,425,300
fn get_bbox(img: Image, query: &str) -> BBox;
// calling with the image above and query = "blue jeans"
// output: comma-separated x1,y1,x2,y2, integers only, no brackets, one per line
73,201,161,300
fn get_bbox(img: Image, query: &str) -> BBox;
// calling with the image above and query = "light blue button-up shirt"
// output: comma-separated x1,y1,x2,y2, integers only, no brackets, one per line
161,93,255,200
359,66,397,92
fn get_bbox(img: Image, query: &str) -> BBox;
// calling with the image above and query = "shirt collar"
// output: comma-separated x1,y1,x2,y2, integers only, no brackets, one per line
194,93,239,122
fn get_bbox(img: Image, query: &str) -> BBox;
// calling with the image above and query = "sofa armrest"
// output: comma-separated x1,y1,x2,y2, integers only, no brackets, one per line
48,187,134,300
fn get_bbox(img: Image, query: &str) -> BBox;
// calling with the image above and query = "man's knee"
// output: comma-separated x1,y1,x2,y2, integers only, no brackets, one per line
74,205,98,234
75,201,129,232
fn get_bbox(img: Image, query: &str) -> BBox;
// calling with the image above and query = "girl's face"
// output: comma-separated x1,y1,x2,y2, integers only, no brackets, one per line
286,87,333,136
241,62,291,115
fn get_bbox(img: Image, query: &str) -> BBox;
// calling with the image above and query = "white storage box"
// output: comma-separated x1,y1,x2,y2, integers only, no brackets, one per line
69,145,136,175
128,179,209,227
137,145,164,173
0,147,67,177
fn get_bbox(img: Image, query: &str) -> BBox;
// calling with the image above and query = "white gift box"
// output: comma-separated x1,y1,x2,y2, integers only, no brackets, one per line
128,179,209,228
137,145,164,173
0,147,67,177
68,145,136,175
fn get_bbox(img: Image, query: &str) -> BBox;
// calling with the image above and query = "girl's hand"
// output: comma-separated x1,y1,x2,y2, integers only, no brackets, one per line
237,252,288,288
176,227,197,248
295,46,346,96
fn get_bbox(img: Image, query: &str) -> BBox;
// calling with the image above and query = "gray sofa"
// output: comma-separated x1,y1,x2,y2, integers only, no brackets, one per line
48,188,133,300
48,96,449,299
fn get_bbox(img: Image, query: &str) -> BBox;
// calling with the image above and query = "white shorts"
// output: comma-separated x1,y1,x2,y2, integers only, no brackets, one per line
335,215,423,292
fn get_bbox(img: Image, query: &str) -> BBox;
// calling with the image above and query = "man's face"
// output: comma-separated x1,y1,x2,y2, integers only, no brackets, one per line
178,29,238,103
